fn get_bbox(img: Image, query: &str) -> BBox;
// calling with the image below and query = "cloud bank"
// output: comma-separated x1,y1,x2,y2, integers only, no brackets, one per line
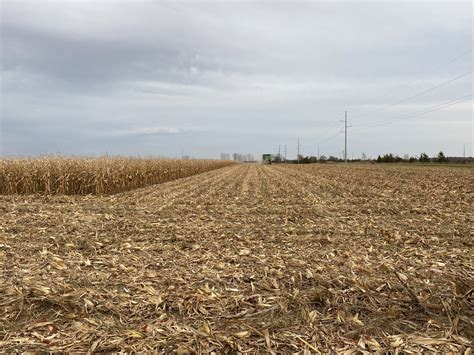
1,0,472,158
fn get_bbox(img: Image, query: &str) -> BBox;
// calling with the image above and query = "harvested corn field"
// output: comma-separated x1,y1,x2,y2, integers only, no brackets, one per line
0,157,234,195
0,164,473,352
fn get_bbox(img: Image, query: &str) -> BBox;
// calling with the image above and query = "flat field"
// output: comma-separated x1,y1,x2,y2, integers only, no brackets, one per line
1,164,472,352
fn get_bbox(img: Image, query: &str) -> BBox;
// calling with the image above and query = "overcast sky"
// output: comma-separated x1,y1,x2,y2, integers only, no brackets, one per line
1,0,472,159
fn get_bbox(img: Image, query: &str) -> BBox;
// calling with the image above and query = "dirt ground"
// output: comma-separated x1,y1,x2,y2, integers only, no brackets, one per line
1,164,473,352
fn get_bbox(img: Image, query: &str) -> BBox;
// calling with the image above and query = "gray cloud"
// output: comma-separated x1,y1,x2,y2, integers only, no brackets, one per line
107,126,191,137
1,0,472,158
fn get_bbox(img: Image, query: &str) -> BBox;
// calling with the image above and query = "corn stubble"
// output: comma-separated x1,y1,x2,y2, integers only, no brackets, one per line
0,157,234,195
0,164,472,352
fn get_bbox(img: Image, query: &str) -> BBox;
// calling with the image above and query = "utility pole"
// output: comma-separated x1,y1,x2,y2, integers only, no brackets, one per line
341,111,348,164
344,111,348,163
278,145,281,163
297,137,300,164
284,145,287,163
463,144,466,158
317,145,320,160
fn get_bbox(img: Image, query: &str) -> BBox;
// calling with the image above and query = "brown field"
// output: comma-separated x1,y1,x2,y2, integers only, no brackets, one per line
0,164,473,352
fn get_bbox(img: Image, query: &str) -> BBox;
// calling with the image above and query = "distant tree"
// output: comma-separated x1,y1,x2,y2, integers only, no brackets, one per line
403,154,410,161
319,155,327,163
381,153,392,162
375,153,403,163
437,151,447,163
232,153,244,162
361,152,367,161
419,152,430,163
408,156,417,163
328,155,338,162
220,153,230,160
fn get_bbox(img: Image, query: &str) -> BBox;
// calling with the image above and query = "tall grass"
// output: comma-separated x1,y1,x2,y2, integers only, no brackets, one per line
0,157,234,195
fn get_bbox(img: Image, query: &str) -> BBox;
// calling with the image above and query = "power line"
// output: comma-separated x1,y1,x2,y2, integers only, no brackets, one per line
352,94,473,131
314,116,343,139
309,49,473,157
354,49,473,114
354,94,472,129
351,49,473,120
353,93,473,128
425,48,473,71
351,69,473,121
314,114,345,145
316,131,341,145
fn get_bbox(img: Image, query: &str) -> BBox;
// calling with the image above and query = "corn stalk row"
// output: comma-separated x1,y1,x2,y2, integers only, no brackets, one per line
0,157,234,195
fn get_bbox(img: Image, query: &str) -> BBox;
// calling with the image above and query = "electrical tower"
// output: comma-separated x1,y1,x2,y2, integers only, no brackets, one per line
297,138,300,164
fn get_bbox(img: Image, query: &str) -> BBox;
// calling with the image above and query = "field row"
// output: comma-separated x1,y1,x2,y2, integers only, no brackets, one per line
0,157,234,195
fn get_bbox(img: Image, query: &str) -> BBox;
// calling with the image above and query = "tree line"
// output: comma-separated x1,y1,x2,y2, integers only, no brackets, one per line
221,151,471,164
375,152,448,163
271,151,471,164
